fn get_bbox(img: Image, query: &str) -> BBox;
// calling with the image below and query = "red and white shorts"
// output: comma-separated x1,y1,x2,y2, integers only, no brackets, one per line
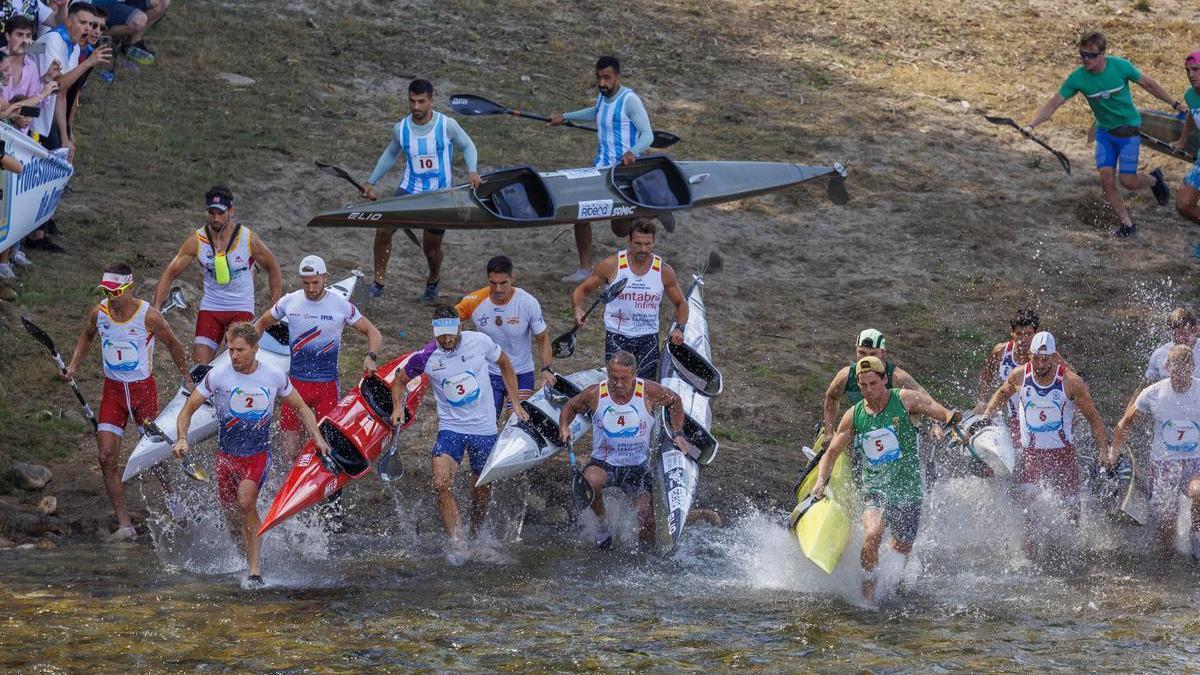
215,450,270,510
280,378,340,432
98,376,159,437
1016,443,1080,497
194,309,254,350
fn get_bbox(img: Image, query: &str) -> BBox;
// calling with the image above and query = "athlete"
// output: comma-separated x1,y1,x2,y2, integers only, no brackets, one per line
455,255,553,417
154,185,282,365
981,331,1110,555
571,219,686,380
976,309,1040,442
389,305,526,564
1028,31,1177,237
1111,345,1200,559
64,263,189,540
361,78,481,304
254,255,382,459
172,322,328,587
1171,52,1200,229
558,351,689,547
549,55,656,283
810,356,960,602
822,328,929,443
1126,308,1200,408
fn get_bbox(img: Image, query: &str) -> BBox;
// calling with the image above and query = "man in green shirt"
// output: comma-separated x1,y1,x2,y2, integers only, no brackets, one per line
1028,31,1182,237
810,356,960,603
821,328,928,443
1170,51,1200,232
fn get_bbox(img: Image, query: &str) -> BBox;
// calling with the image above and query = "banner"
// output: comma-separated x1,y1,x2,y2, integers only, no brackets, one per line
0,124,73,254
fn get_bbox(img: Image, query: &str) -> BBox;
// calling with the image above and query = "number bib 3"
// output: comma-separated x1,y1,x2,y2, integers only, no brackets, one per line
441,371,481,407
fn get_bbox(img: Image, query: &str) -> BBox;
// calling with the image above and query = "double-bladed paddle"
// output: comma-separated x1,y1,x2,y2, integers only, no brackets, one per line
314,161,421,248
566,440,594,513
21,316,98,430
159,286,187,315
982,116,1071,175
449,94,681,149
551,277,628,358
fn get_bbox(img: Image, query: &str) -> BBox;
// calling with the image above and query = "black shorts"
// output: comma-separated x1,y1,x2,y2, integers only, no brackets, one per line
586,459,653,497
604,331,660,381
863,491,922,545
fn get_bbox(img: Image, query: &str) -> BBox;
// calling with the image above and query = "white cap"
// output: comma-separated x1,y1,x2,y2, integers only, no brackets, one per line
432,317,461,337
1030,331,1056,354
297,255,327,276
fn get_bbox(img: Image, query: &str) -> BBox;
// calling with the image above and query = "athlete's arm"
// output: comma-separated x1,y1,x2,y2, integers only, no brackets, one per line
352,315,383,375
624,94,654,156
282,388,332,456
389,368,414,427
1028,93,1067,129
249,232,282,305
1065,370,1111,464
899,388,956,427
821,368,848,441
364,124,403,199
534,329,554,388
153,236,198,307
660,263,689,345
552,105,597,125
558,384,599,444
145,307,191,390
976,342,1005,405
571,256,616,327
446,118,481,188
252,307,280,336
172,387,209,457
982,367,1024,417
811,409,854,500
892,367,929,396
1109,405,1144,462
495,352,529,422
1134,74,1182,110
1175,114,1196,152
64,305,100,380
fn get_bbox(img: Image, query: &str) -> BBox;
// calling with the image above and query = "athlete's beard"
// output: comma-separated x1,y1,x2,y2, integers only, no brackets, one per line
598,84,614,98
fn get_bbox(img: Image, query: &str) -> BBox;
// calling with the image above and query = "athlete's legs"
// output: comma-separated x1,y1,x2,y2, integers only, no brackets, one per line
1098,167,1134,227
1118,172,1154,192
1179,167,1200,224
610,218,633,238
633,492,654,544
372,228,395,286
584,463,608,520
1188,476,1200,540
468,481,491,536
237,478,263,576
573,223,592,271
97,431,134,530
193,343,216,365
422,230,444,285
860,507,886,601
431,453,462,539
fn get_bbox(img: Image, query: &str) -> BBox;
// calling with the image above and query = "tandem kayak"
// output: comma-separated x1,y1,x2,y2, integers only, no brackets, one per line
651,275,722,553
473,368,607,487
258,352,430,535
121,273,361,482
1138,109,1197,162
307,155,849,230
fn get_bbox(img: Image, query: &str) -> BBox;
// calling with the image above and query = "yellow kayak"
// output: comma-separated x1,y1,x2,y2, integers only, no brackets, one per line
788,433,854,574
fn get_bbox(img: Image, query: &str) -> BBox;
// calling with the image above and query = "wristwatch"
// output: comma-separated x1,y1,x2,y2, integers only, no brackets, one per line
366,351,377,360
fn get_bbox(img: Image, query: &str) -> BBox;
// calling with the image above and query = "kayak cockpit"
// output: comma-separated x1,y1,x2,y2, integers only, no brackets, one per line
319,420,371,477
662,407,719,465
610,156,693,211
473,166,557,222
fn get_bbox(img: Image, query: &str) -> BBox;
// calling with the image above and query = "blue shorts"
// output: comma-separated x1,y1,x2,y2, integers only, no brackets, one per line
1095,128,1141,174
433,429,498,475
393,185,444,235
1185,161,1200,191
604,331,661,381
91,0,144,27
489,370,536,417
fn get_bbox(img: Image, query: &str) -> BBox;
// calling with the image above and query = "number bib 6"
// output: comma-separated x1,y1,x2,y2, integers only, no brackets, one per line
1162,419,1200,454
1024,400,1063,432
441,371,481,407
860,427,901,466
601,404,641,439
101,338,139,372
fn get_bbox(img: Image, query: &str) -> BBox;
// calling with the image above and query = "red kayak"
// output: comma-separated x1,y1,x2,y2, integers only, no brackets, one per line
258,352,429,535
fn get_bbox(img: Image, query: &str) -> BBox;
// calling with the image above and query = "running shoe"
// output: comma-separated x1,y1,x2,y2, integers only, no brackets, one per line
108,526,136,542
560,268,589,283
418,280,439,305
368,281,384,298
124,45,155,66
595,521,612,550
43,220,59,236
446,538,469,566
245,574,265,589
1113,222,1137,238
1150,168,1170,206
132,40,155,55
11,250,32,267
0,263,14,280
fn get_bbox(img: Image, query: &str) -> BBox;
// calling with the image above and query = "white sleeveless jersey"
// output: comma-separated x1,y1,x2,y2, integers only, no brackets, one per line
196,225,255,313
398,112,453,194
998,340,1021,418
593,87,638,168
603,250,665,338
97,299,155,382
591,378,653,466
1017,363,1075,450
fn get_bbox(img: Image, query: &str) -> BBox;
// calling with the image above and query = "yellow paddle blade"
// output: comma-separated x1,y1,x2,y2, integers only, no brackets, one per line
181,458,209,482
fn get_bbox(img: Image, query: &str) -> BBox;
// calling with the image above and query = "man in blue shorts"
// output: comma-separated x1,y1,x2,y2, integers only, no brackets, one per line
1028,31,1179,237
390,305,526,564
1171,52,1200,235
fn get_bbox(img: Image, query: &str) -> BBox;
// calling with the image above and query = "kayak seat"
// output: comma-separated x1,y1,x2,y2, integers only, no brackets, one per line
188,363,213,385
662,408,719,465
520,402,564,447
319,420,370,477
359,375,396,423
491,183,539,220
266,323,290,345
631,169,680,208
667,342,723,397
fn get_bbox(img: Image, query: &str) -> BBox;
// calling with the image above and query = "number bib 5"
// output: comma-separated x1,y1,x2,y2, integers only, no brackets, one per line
101,338,139,372
601,404,641,439
860,427,901,466
441,372,481,407
1162,419,1200,454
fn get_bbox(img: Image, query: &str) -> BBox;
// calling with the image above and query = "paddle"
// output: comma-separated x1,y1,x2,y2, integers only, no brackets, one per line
982,116,1072,175
314,161,421,248
566,441,594,513
142,419,208,482
1138,132,1195,162
376,425,404,482
21,316,98,430
449,93,681,149
159,286,187,315
551,277,628,358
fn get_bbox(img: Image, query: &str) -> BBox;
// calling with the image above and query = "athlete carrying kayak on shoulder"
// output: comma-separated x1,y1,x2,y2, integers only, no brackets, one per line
361,78,482,305
64,263,190,540
809,356,959,603
171,322,329,588
549,55,656,283
1027,31,1177,237
154,185,282,365
571,219,686,380
389,305,526,565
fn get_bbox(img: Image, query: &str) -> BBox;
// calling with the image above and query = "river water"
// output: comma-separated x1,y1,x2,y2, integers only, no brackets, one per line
2,474,1198,672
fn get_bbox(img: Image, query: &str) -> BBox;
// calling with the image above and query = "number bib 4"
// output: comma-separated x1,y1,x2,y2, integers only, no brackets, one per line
1024,400,1063,432
230,386,271,423
601,404,641,439
101,339,139,372
414,154,440,174
441,372,481,407
1162,419,1200,454
860,427,901,466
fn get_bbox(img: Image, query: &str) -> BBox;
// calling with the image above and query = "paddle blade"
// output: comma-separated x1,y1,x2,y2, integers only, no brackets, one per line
449,94,509,116
377,432,404,482
160,287,187,314
827,175,850,205
600,277,629,303
571,466,595,508
649,130,681,149
551,329,577,359
314,162,365,191
705,250,724,275
982,115,1018,128
20,316,58,355
181,457,209,482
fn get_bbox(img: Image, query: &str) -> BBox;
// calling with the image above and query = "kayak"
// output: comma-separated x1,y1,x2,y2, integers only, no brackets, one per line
307,156,849,230
788,439,853,575
651,275,722,553
121,273,361,482
1138,109,1197,162
949,411,1017,478
473,368,607,487
258,352,430,535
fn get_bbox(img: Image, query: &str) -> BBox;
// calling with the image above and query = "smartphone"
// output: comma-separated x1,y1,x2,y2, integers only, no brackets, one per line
19,106,39,118
25,42,46,55
97,36,112,50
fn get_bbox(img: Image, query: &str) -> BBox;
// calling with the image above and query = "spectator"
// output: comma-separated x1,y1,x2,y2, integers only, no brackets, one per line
33,1,109,155
90,0,167,64
1,16,59,120
0,0,68,37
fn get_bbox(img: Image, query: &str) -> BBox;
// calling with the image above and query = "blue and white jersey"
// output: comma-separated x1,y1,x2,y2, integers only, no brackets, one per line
1017,363,1074,450
198,360,293,456
593,87,641,168
270,290,362,382
404,331,503,435
398,111,453,194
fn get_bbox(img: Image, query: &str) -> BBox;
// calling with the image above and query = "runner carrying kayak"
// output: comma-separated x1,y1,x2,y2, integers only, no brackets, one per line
171,322,329,587
1027,31,1178,237
153,185,282,365
976,310,1040,443
389,306,526,565
361,78,481,304
64,263,190,540
571,219,686,380
1171,52,1200,229
822,328,928,443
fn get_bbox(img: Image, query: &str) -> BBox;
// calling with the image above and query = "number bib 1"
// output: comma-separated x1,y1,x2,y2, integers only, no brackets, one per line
860,427,901,466
441,372,481,407
414,154,440,174
1162,419,1200,454
101,338,139,372
601,404,641,439
1024,400,1063,432
230,386,271,422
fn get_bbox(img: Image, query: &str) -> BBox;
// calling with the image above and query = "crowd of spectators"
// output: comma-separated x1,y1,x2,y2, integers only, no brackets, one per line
0,0,168,299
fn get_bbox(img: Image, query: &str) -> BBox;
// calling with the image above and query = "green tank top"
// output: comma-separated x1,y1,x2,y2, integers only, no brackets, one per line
843,361,896,405
851,388,921,503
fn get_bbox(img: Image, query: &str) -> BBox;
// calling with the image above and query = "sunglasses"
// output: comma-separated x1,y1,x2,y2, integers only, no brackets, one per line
1079,51,1102,60
101,284,131,298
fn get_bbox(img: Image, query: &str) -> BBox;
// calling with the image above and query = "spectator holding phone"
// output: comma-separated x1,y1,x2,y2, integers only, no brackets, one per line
33,2,110,156
1,16,59,118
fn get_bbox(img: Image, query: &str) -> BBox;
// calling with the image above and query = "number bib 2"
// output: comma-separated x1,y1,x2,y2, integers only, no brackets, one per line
441,372,481,407
860,427,901,466
101,339,139,372
229,386,271,422
601,404,641,439
1162,419,1200,454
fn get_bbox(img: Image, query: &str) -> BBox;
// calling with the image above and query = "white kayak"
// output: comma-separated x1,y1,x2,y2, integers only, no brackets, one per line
652,275,721,553
474,368,607,487
121,273,361,482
